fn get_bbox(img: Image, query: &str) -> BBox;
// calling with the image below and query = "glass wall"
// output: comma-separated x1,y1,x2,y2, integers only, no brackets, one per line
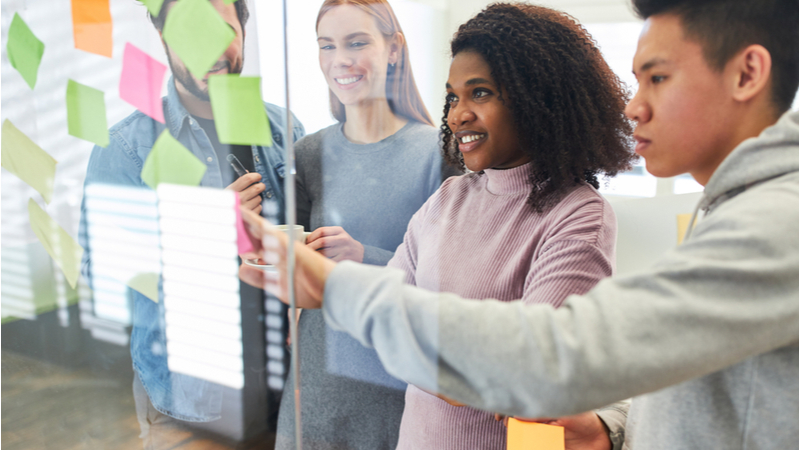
3,1,700,449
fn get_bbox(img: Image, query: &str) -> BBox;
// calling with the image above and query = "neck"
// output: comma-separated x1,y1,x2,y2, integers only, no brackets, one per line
692,103,779,186
175,79,213,119
342,99,407,144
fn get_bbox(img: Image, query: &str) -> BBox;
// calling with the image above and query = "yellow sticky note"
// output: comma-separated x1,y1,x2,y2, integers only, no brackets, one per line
676,213,698,245
28,199,84,289
507,419,564,450
2,119,57,203
127,272,159,303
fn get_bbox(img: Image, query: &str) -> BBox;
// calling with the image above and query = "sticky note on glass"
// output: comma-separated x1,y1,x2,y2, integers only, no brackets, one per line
162,0,235,78
7,13,45,89
28,199,85,289
141,130,207,189
676,213,698,245
507,419,564,450
140,0,165,15
209,75,272,146
234,192,255,255
120,43,167,123
127,272,160,303
67,79,109,147
71,0,113,58
2,120,57,204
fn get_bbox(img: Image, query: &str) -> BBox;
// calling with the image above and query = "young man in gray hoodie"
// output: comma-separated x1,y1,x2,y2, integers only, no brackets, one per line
241,0,798,448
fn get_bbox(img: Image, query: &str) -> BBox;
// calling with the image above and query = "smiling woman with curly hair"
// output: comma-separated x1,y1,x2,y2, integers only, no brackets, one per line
441,3,635,212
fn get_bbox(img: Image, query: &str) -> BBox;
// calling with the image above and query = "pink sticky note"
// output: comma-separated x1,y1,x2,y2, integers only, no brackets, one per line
235,192,255,255
120,43,167,123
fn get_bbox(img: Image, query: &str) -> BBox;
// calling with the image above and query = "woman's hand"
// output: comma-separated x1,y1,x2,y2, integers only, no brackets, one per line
226,172,265,215
494,411,611,450
306,226,365,262
240,207,335,309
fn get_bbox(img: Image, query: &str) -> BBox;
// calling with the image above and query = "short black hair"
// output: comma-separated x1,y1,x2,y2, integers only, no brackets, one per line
443,3,635,212
148,0,250,32
632,0,799,113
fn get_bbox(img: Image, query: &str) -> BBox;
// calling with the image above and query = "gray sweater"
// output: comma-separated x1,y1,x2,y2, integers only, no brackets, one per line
276,121,449,450
322,111,799,449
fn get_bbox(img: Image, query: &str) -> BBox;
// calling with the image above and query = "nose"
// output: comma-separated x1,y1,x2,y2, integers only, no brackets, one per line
333,48,354,69
448,101,476,130
625,88,650,123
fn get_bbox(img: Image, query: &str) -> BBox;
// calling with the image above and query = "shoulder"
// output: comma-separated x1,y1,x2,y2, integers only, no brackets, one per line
295,124,338,155
264,102,305,138
398,121,441,152
541,184,615,246
107,109,163,151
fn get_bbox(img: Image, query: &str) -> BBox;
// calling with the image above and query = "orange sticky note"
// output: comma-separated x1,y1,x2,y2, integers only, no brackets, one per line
507,419,564,450
72,0,113,58
676,213,698,245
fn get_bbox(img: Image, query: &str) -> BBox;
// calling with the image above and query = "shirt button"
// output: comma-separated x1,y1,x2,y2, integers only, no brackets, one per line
265,191,273,199
254,156,260,163
207,157,213,163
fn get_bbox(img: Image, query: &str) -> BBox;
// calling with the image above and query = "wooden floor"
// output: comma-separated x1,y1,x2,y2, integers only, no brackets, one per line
1,351,276,450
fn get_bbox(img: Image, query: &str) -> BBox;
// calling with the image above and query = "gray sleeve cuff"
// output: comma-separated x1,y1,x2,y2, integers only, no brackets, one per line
595,400,629,450
362,245,394,266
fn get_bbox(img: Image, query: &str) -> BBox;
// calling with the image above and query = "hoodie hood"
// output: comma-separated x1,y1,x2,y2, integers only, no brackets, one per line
699,111,799,211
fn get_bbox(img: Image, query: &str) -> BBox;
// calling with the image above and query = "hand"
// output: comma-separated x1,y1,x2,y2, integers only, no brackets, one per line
496,411,612,450
306,226,365,263
226,172,265,215
239,207,335,309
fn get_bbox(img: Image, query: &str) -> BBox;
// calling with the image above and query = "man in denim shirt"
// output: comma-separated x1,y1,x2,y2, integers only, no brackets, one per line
77,0,304,447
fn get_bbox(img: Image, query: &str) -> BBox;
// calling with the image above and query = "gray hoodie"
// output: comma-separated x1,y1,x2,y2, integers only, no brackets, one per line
322,111,799,449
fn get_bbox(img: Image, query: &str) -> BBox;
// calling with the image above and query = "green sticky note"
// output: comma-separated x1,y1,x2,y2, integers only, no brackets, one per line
141,130,207,189
28,199,85,289
127,272,160,303
66,80,109,147
2,120,58,204
209,75,272,146
162,0,236,79
7,13,45,89
140,0,165,15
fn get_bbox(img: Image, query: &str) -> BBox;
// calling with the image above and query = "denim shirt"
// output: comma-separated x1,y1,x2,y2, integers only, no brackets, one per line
78,79,304,421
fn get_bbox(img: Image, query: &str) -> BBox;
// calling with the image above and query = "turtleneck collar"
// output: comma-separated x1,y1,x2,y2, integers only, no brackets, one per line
483,162,534,195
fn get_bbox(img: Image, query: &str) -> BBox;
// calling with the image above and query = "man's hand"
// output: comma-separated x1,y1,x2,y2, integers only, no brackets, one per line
306,226,365,262
494,411,612,450
239,207,335,309
226,173,265,214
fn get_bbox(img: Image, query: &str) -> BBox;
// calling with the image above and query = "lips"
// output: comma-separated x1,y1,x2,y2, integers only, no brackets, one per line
204,61,230,79
334,75,363,90
455,130,487,152
633,135,651,154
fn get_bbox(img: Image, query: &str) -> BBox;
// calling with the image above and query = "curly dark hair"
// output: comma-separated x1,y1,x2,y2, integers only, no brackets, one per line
442,3,635,212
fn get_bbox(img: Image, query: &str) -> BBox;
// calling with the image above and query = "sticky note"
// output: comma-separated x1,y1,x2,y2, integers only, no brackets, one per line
162,0,236,78
66,79,109,147
2,120,57,204
209,75,272,146
507,419,564,450
234,192,255,255
120,43,167,123
71,0,113,58
127,272,160,303
28,199,85,289
141,130,207,189
7,13,45,89
676,213,698,245
140,0,165,16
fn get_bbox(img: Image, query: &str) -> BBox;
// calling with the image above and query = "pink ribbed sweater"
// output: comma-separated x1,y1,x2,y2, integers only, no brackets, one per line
388,162,617,449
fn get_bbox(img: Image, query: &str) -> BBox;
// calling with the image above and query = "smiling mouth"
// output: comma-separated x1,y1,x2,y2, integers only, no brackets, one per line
335,76,363,85
459,133,486,144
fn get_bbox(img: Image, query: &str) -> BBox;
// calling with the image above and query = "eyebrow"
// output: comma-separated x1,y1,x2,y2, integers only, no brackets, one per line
633,58,668,75
445,77,493,89
317,32,371,42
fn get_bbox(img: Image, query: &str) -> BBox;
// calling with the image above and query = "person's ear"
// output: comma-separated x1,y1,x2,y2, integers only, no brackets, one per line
388,32,405,65
729,44,772,103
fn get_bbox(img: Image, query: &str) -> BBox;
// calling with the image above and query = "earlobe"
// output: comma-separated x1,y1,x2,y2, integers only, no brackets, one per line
732,44,772,103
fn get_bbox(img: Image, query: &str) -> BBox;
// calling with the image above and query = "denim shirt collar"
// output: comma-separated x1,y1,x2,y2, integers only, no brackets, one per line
164,77,195,137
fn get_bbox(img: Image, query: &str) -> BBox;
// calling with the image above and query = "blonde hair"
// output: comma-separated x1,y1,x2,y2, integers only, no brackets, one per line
316,0,434,126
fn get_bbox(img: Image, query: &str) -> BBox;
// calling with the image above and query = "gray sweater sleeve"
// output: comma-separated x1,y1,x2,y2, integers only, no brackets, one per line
322,178,798,418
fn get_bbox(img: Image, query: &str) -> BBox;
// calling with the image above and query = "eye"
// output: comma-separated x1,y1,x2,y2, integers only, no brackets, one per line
473,88,493,99
445,93,458,104
350,41,367,48
651,75,666,84
320,44,334,51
